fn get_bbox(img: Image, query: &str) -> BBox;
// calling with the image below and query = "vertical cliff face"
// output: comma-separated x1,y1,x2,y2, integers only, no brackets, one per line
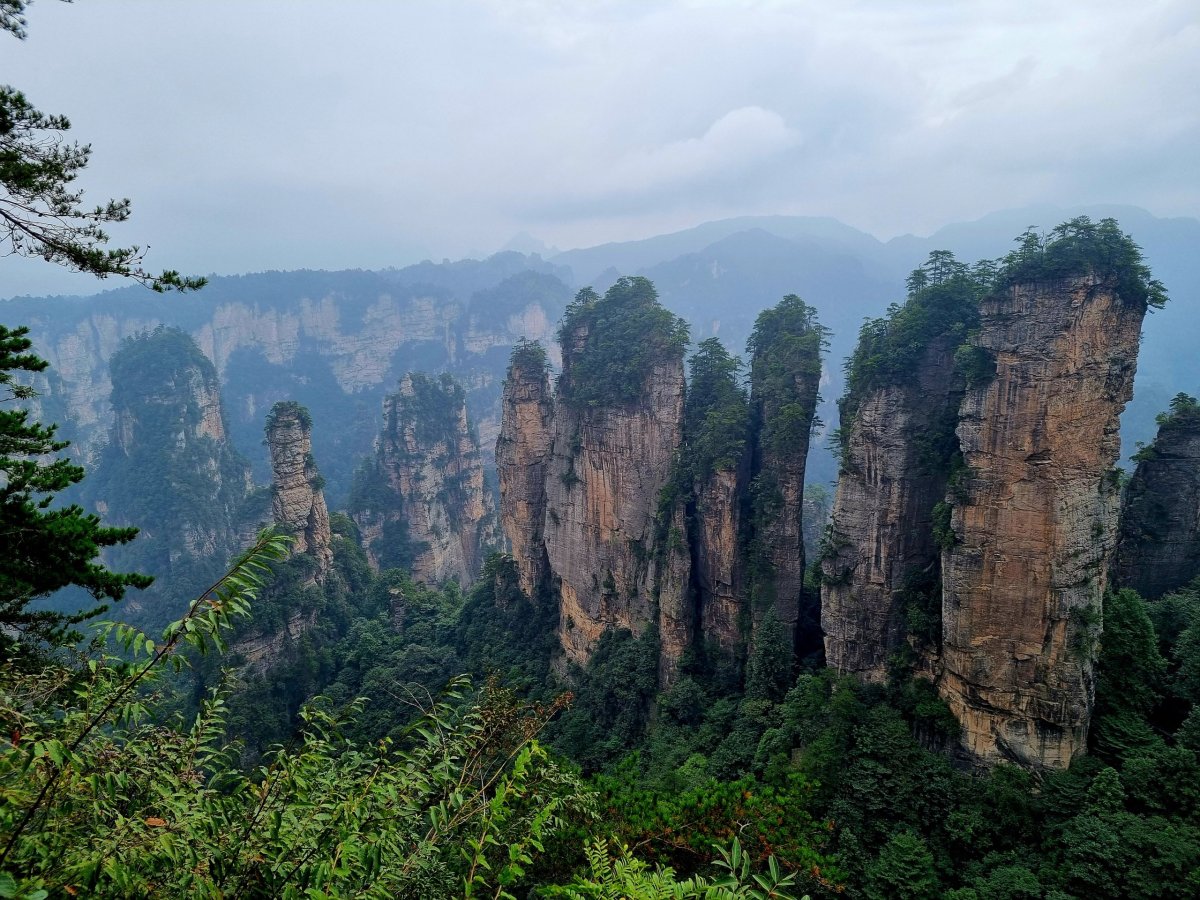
93,327,253,626
823,339,962,681
746,296,825,647
541,278,689,667
351,372,497,585
695,467,745,656
496,341,554,599
939,273,1145,769
265,402,333,581
821,265,982,682
1114,393,1200,599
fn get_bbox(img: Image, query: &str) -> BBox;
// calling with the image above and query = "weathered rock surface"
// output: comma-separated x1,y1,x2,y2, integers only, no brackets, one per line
544,355,685,666
352,373,498,585
1114,396,1200,599
695,468,745,657
822,335,961,682
939,275,1144,769
496,345,554,598
266,402,334,581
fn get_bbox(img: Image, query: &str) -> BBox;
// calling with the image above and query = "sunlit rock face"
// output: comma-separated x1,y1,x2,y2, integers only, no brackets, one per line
265,402,333,582
496,346,554,599
543,348,685,667
1113,401,1200,600
352,373,498,585
939,275,1144,770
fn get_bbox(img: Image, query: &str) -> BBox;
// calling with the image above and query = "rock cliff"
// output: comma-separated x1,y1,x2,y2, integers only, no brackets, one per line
821,267,980,682
746,296,825,649
823,338,962,681
939,273,1145,769
9,261,570,506
1114,393,1200,599
265,401,334,582
351,372,498,585
91,327,254,627
543,280,688,667
496,341,554,599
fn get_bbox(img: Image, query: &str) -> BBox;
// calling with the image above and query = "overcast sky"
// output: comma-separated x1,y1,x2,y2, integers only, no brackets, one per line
4,0,1198,297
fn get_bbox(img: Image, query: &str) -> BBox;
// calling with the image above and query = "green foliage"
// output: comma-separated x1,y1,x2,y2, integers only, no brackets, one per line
545,837,807,899
509,337,551,374
550,628,662,772
0,534,595,898
748,295,826,457
0,325,151,655
996,216,1167,310
838,253,984,455
683,338,751,482
863,831,939,900
558,278,690,409
1093,590,1167,763
265,399,313,431
1153,392,1200,433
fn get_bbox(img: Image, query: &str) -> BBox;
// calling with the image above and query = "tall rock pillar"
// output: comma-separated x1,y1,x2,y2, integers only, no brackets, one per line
266,401,333,581
747,296,824,647
1113,393,1200,599
496,341,554,599
542,278,688,667
939,273,1145,769
350,372,497,585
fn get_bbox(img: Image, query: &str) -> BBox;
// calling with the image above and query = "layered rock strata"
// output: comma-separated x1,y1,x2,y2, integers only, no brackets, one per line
939,274,1145,769
1113,395,1200,599
822,334,962,682
266,402,334,581
352,373,497,585
496,343,554,598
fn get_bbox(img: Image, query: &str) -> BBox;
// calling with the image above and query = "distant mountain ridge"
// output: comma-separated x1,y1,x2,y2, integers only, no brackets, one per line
4,204,1195,497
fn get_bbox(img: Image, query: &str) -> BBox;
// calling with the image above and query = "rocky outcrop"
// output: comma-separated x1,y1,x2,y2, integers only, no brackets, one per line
822,333,964,682
496,342,554,598
351,373,498,585
9,262,569,506
266,402,333,582
92,327,253,625
1114,394,1200,599
939,274,1145,769
526,278,689,669
746,296,825,646
545,353,685,667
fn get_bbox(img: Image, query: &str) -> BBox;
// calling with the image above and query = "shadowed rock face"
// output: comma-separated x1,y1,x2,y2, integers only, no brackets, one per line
496,348,553,599
939,275,1144,770
695,468,745,658
266,403,333,582
353,373,497,585
822,335,962,682
746,296,824,648
1114,399,1200,599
